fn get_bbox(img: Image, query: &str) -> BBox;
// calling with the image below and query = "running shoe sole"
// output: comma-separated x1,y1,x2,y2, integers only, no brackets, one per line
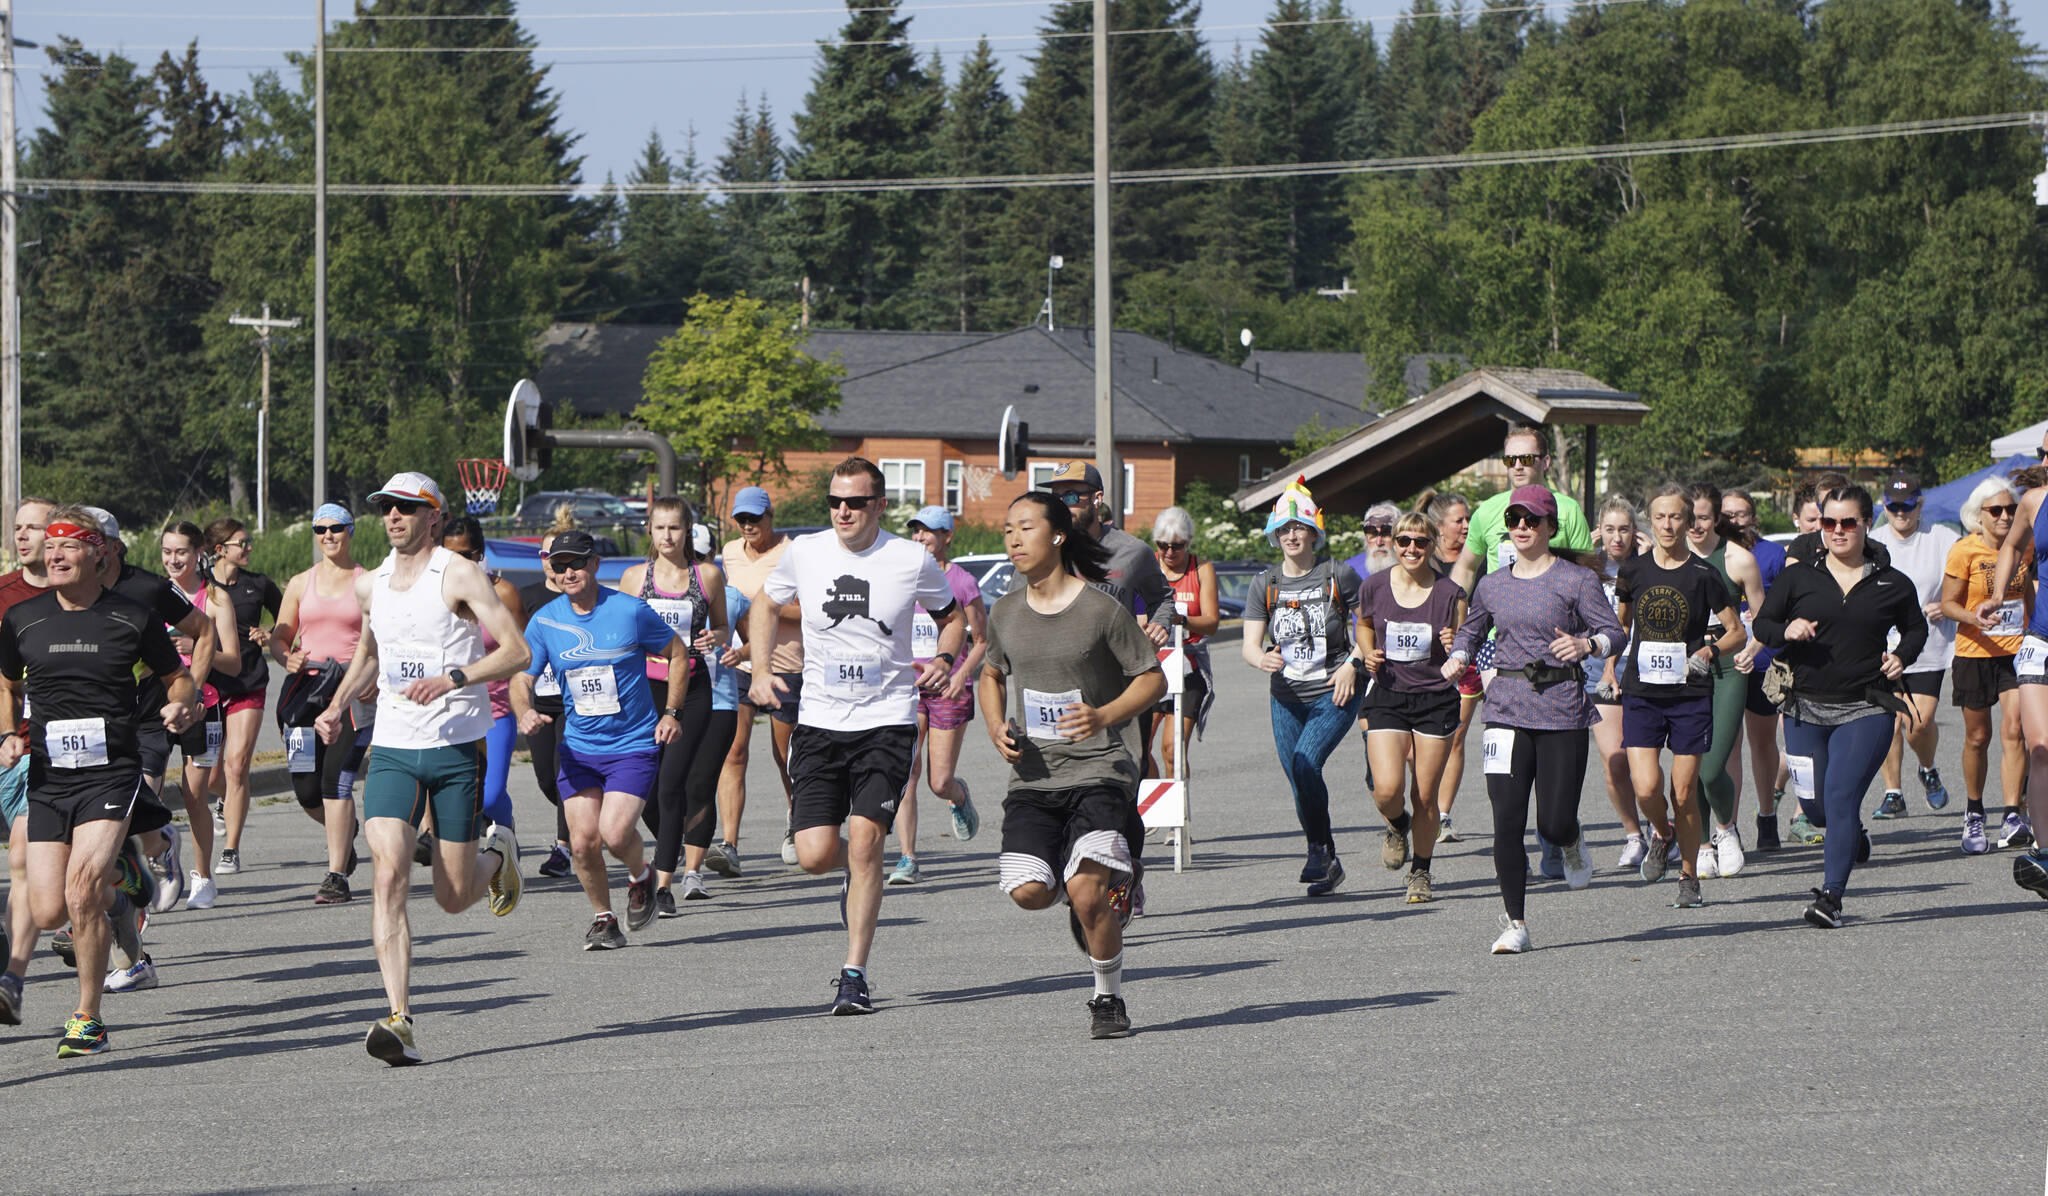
2013,853,2048,900
485,824,521,917
703,844,740,878
365,1018,421,1066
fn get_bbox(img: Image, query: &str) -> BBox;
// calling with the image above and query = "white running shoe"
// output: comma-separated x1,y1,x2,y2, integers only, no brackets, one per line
781,826,798,866
1560,834,1593,890
1713,824,1746,877
148,825,183,914
1696,843,1720,880
1617,833,1647,870
1490,914,1531,955
184,872,217,910
104,956,157,992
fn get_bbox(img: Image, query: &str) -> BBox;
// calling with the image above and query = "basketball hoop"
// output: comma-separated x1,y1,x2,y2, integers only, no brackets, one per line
456,458,511,516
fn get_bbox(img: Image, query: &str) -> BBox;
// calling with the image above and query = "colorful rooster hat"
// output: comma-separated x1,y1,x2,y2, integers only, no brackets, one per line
1263,476,1326,551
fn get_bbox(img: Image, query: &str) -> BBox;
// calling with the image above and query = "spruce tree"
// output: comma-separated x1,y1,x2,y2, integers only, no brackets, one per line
774,0,942,328
713,93,785,299
911,40,1018,331
611,129,718,322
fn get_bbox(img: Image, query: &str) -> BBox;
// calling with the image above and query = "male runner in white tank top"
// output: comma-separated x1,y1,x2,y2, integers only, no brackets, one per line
315,472,531,1066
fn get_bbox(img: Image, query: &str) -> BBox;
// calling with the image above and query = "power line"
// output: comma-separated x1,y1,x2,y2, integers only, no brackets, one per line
57,1,1067,19
20,111,2037,198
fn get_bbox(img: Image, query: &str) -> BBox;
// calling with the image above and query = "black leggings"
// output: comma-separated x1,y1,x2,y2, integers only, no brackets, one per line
641,670,713,874
290,706,367,810
687,709,740,848
1483,724,1589,922
526,695,571,845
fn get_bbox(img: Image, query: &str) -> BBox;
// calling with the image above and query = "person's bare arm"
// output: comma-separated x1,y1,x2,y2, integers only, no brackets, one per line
747,594,791,707
1451,547,1482,595
315,573,379,744
416,558,530,699
1186,562,1222,638
269,571,308,667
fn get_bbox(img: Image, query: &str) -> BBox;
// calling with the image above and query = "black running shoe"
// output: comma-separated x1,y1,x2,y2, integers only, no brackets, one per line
583,912,626,951
1804,886,1844,929
1754,816,1781,853
1088,994,1132,1039
625,871,656,931
2013,850,2048,900
345,844,359,877
314,872,352,905
52,928,76,969
537,844,573,878
830,968,874,1015
654,887,677,919
413,833,434,868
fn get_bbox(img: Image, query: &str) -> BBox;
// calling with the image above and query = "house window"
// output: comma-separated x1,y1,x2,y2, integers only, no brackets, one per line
880,459,925,507
943,460,964,513
1028,461,1058,490
1239,454,1252,486
1122,462,1135,516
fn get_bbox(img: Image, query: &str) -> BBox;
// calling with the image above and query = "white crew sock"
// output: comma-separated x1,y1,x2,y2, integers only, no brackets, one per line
1090,951,1123,997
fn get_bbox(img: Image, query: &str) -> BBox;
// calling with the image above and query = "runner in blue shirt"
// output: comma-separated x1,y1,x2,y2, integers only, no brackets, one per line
510,530,687,950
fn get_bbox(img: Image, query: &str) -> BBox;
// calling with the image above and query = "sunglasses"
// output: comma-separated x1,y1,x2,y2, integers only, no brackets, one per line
1884,501,1920,514
1501,453,1544,468
827,494,880,511
312,524,350,536
2036,447,2047,462
1362,524,1393,537
1054,490,1091,507
733,513,762,526
1819,516,1862,531
452,547,485,562
1156,541,1188,551
225,539,254,550
376,499,424,516
548,555,593,573
1394,535,1433,549
1503,510,1545,529
1984,503,2018,518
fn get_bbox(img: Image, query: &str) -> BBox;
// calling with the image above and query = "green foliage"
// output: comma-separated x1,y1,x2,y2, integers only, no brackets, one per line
601,130,720,323
637,293,845,512
909,40,1017,331
711,93,785,298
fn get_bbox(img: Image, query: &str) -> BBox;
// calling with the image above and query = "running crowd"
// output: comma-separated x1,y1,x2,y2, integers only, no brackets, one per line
1243,424,2048,956
3,434,2042,1061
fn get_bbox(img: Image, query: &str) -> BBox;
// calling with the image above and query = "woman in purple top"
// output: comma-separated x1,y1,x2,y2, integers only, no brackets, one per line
1444,485,1623,955
889,507,989,885
1355,511,1465,905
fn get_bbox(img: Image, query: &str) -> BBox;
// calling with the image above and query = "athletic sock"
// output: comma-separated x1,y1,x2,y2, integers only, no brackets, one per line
842,964,866,980
1090,951,1123,997
2006,805,2025,821
1389,812,1411,835
630,866,649,883
1967,798,1986,816
1412,857,1431,873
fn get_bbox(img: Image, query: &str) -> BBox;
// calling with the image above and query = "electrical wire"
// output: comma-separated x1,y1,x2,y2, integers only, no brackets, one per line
20,111,2038,198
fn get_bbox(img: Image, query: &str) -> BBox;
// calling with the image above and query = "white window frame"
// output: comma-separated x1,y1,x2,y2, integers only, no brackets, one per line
879,458,926,507
943,460,965,513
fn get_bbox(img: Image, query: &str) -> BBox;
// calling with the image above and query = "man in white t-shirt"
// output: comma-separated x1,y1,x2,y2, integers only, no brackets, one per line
748,457,966,1015
1868,472,1958,819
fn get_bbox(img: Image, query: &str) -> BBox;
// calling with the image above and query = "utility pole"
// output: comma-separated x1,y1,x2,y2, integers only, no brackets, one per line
228,305,302,532
798,275,811,329
1091,0,1116,518
1,0,19,548
313,0,328,512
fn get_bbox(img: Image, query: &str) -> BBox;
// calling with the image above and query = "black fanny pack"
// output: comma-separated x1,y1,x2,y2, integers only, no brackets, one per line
1502,663,1580,693
275,659,346,730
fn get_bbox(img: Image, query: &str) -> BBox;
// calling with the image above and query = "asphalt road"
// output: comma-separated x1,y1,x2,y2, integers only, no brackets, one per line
5,652,2045,1195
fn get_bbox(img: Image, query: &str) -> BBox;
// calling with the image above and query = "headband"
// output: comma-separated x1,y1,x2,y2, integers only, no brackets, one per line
45,521,105,548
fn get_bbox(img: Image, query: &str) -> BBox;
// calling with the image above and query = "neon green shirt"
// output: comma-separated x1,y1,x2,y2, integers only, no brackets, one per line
1466,490,1593,574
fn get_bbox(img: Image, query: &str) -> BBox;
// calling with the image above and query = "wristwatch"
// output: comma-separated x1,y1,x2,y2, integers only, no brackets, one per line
663,706,682,719
448,668,469,688
933,652,956,667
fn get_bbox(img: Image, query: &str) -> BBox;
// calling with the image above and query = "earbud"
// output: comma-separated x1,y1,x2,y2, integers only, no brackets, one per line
1053,536,1063,545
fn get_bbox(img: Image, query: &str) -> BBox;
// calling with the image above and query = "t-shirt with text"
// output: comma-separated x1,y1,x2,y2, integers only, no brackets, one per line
1244,557,1361,703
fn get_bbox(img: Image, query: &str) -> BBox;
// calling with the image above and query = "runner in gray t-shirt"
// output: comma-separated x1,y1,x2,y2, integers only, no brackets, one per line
1042,461,1173,646
980,491,1164,1041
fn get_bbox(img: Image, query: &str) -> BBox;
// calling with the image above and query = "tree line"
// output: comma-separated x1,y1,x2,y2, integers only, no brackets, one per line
18,0,2047,524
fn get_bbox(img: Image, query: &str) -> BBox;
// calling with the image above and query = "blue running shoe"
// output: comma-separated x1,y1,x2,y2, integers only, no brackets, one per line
1962,812,1990,855
1306,856,1346,897
1539,835,1564,880
1873,791,1907,820
830,968,874,1015
1300,842,1333,885
2014,850,2048,900
1919,766,1949,811
949,779,979,843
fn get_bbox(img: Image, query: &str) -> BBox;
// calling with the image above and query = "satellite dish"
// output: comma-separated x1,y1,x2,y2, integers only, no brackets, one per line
504,378,544,482
998,404,1031,481
1239,328,1254,349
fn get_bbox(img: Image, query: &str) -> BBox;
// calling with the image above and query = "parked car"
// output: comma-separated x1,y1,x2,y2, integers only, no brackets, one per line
511,490,635,531
1211,560,1264,620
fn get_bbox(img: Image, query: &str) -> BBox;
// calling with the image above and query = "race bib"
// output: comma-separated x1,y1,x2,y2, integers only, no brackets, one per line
1636,640,1686,686
384,652,438,700
45,717,108,769
534,665,562,698
911,611,940,658
648,597,695,640
1384,621,1432,663
1787,754,1816,803
195,718,222,767
1481,727,1514,775
1496,538,1517,570
566,665,621,716
824,648,883,691
286,726,316,774
1279,631,1328,683
1987,600,2025,638
1022,686,1082,742
2018,636,2048,678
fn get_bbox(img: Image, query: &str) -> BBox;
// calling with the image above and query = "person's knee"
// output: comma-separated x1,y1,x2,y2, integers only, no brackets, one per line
1965,722,1994,750
1009,881,1055,910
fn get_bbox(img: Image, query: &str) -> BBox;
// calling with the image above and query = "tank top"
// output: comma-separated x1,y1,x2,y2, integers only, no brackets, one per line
1162,555,1207,647
297,566,366,662
2030,498,2048,640
368,546,492,749
1700,538,1738,629
639,560,709,683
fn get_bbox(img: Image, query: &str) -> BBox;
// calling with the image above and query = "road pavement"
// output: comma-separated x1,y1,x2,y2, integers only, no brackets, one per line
4,653,2044,1194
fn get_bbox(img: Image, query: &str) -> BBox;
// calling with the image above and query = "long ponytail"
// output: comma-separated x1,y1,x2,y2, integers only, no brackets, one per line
1009,490,1110,583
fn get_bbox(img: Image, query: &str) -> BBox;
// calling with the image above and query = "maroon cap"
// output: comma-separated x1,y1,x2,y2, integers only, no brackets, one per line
1506,484,1557,519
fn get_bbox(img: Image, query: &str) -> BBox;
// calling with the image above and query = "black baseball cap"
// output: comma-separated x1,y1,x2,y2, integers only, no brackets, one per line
545,530,598,561
1884,472,1922,505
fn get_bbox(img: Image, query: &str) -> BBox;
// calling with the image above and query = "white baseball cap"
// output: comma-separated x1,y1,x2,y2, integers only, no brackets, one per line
368,472,446,510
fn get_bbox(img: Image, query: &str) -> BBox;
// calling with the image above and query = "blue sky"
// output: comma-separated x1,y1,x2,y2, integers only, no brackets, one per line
15,0,2048,185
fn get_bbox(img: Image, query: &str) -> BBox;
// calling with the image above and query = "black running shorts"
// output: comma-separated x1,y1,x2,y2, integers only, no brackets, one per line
27,766,146,845
788,724,917,834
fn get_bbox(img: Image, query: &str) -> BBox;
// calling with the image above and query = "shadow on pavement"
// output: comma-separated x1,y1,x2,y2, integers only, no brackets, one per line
1139,989,1453,1033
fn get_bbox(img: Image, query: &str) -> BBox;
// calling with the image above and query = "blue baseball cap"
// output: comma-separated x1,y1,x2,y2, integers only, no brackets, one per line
731,486,772,518
907,505,954,533
313,502,355,528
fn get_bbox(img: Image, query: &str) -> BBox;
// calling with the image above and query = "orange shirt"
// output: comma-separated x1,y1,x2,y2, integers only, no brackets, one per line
722,535,804,674
1947,533,2030,659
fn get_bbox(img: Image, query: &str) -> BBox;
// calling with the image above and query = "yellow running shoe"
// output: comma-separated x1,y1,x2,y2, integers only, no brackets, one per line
56,1014,109,1057
485,823,521,917
365,1012,421,1066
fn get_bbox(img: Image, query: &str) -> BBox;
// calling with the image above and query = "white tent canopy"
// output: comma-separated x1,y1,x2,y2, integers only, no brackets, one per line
1993,419,2048,459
